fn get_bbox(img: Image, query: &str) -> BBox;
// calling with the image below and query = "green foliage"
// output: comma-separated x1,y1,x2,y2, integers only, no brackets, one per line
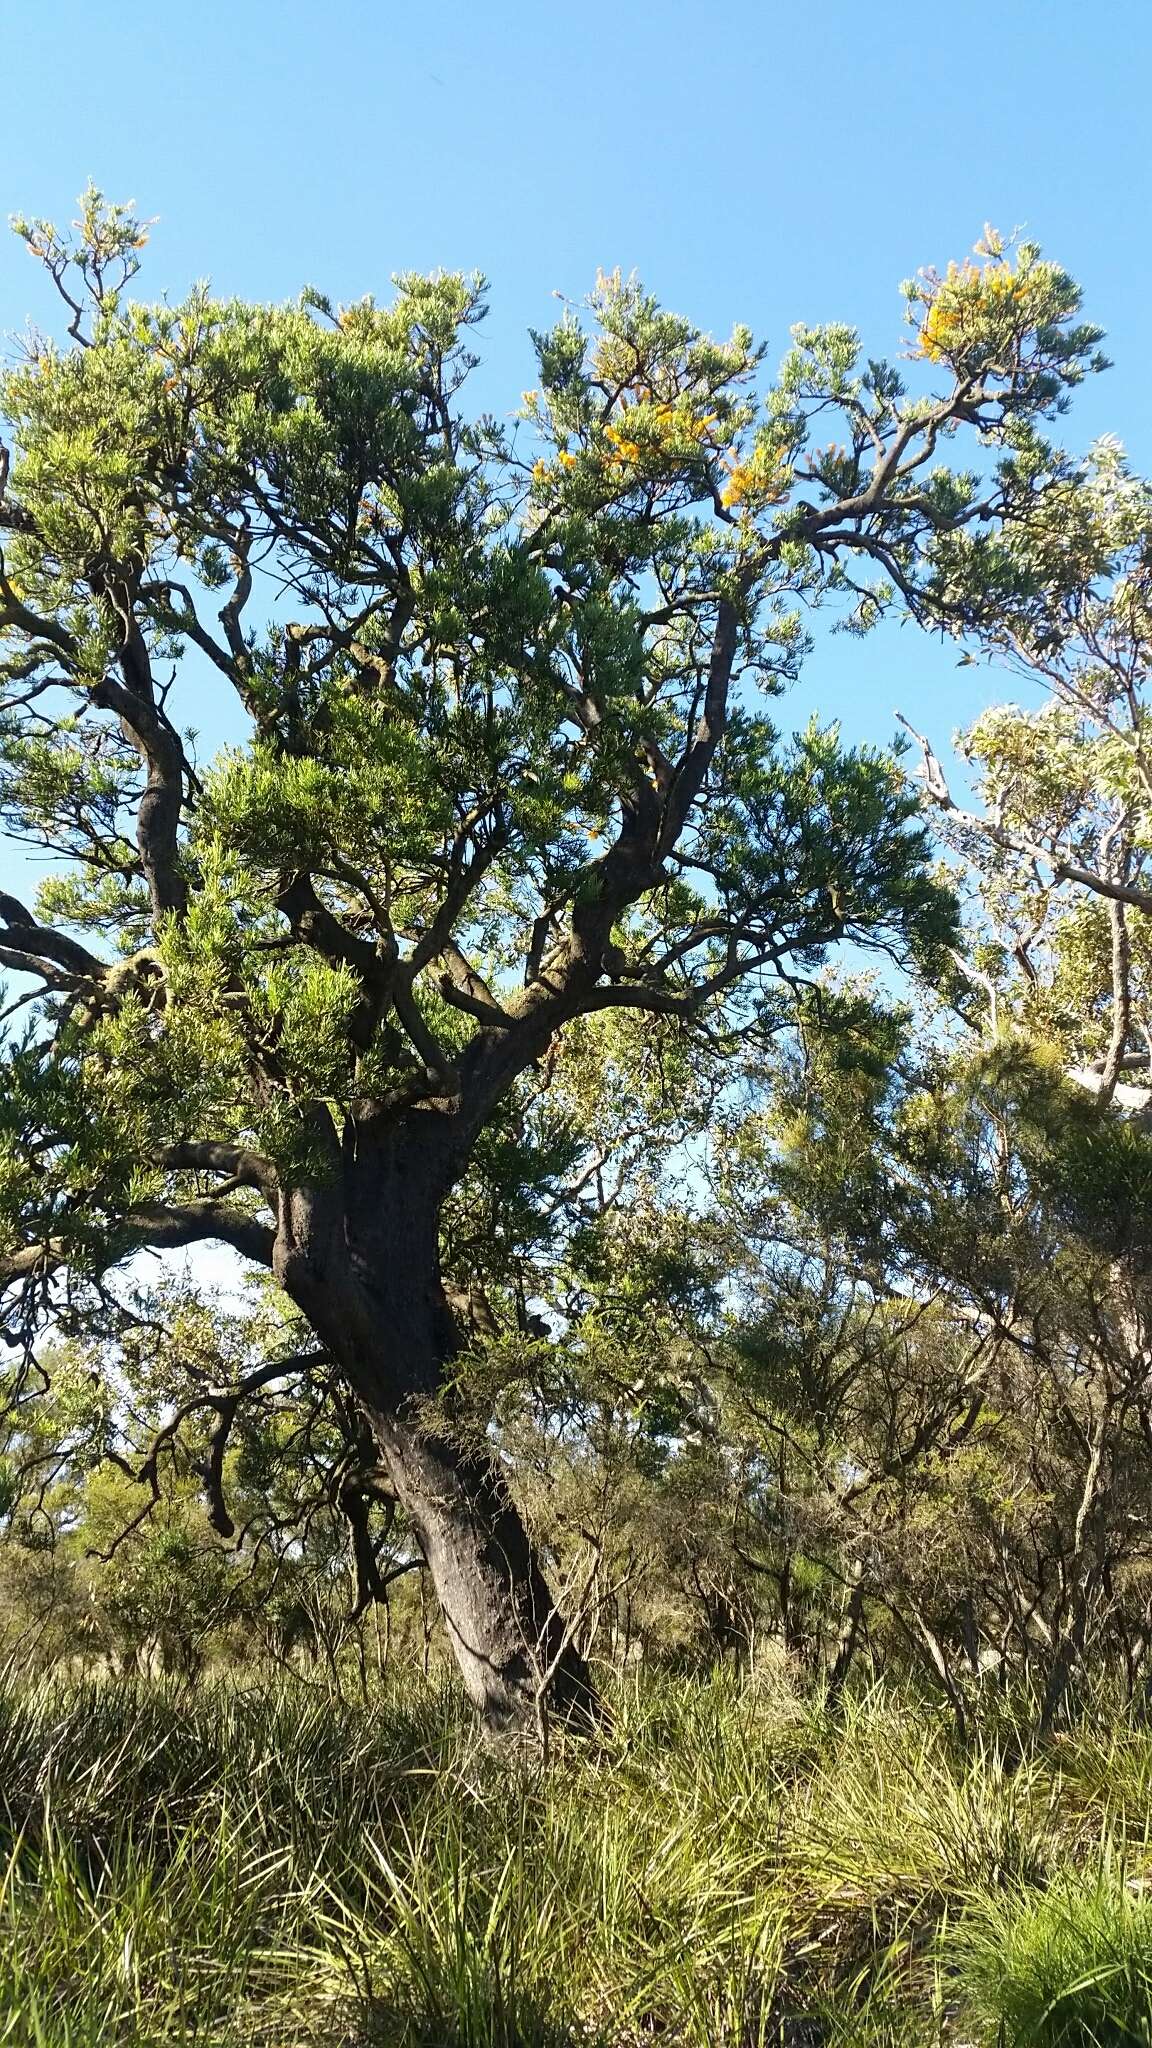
0,196,1107,1304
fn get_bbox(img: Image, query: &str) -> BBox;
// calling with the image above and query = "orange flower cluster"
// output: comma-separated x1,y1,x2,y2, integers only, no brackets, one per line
604,396,719,469
604,422,644,463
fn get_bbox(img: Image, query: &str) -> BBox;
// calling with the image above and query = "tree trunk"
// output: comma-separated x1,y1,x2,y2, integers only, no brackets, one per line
369,1408,598,1735
827,1559,866,1702
273,1150,599,1738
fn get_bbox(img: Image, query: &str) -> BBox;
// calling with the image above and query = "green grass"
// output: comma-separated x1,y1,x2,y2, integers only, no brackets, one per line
953,1864,1152,2046
0,1665,1148,2045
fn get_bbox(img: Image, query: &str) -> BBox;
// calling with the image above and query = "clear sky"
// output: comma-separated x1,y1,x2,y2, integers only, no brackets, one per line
1,0,1149,798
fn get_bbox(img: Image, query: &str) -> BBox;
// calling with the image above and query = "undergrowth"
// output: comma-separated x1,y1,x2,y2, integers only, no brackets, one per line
0,1664,1148,2046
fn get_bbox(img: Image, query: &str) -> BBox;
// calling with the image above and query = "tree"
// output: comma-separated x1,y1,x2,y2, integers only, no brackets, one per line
0,1285,422,1683
0,195,1105,1731
715,643,1152,1730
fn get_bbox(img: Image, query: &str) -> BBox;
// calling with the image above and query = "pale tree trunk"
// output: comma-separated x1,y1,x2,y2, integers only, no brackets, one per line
827,1559,866,1702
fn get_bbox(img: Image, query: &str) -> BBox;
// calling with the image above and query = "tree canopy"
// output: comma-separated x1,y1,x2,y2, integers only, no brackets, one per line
0,193,1126,1728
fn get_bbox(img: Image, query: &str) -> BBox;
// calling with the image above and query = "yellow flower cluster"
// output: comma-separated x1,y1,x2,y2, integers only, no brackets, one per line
720,445,792,511
603,396,719,469
604,423,643,462
532,449,578,484
916,256,1040,364
530,388,726,494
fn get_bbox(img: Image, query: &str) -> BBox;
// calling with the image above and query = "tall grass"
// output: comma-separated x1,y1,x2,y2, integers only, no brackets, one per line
0,1664,1149,2045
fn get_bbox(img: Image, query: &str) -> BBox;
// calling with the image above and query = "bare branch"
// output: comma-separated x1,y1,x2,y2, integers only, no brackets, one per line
897,713,1152,914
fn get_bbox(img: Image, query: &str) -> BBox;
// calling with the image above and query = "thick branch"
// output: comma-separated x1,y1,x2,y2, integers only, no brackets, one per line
0,1201,276,1302
0,895,107,978
91,648,189,920
657,597,740,857
157,1140,280,1205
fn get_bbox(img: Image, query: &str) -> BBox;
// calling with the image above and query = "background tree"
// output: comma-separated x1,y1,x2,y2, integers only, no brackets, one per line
0,197,1105,1731
0,1284,425,1683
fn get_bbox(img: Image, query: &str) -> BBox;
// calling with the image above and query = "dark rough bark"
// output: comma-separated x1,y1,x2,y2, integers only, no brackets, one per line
369,1411,598,1733
271,1129,599,1736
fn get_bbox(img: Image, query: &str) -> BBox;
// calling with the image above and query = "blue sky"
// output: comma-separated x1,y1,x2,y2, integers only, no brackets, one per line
1,0,1149,811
